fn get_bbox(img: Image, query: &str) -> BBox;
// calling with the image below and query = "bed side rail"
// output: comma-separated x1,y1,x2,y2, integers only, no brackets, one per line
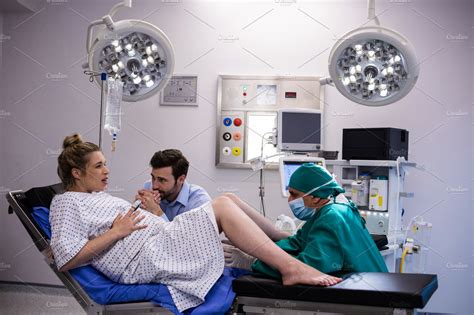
6,191,50,252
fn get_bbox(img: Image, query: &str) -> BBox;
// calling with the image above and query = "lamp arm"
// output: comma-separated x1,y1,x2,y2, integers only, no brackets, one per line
108,0,132,18
86,1,133,54
367,0,381,26
261,152,289,162
319,77,334,86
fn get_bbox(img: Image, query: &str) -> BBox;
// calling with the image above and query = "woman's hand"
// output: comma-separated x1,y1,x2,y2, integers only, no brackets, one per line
59,208,147,272
111,208,147,239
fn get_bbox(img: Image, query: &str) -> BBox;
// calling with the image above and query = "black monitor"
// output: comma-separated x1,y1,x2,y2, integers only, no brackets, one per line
277,109,323,152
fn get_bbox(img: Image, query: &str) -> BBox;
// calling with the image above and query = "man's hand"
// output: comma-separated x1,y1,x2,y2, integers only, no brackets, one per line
222,239,256,270
135,189,164,216
111,208,147,240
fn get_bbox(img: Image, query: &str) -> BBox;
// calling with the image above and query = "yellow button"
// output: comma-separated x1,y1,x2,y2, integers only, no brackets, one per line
232,147,241,156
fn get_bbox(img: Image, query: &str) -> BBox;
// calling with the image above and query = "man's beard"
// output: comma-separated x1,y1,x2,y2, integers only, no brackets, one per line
156,182,178,201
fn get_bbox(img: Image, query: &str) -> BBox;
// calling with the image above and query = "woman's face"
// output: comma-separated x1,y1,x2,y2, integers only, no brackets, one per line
73,151,109,193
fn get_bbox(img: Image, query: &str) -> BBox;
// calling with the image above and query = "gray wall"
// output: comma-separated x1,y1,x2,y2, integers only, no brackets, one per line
0,0,472,313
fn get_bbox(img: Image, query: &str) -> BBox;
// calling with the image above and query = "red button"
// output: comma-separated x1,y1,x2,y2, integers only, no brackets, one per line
243,92,247,96
234,118,242,127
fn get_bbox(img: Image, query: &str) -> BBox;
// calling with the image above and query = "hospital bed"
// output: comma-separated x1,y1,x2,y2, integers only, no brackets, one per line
6,184,175,314
6,184,438,315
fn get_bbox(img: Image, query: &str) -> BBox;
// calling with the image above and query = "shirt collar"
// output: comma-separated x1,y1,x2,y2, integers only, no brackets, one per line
166,181,190,207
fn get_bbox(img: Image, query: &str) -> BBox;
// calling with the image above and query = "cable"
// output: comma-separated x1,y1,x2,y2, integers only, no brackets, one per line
259,168,265,217
399,246,409,273
395,157,402,243
257,132,274,216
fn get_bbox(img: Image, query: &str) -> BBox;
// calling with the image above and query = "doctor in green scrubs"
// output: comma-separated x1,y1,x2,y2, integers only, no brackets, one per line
251,163,388,279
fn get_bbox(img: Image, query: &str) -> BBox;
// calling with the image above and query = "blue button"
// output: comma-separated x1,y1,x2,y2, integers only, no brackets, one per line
223,117,232,126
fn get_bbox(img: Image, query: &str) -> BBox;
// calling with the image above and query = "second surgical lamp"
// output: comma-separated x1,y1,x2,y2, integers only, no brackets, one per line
324,0,419,106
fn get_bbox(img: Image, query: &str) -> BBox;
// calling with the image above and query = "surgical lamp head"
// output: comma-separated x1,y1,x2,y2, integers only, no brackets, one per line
84,1,175,102
328,26,419,106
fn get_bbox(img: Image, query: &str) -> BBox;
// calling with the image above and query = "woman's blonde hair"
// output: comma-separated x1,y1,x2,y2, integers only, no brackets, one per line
57,134,100,189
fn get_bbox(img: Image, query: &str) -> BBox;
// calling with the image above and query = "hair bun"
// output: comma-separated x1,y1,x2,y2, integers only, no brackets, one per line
62,133,84,149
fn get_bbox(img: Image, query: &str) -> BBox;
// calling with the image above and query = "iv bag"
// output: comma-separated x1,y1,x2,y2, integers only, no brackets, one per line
104,78,124,136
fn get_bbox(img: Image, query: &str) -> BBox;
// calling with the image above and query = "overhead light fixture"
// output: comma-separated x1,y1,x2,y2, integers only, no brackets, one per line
324,0,419,106
83,0,175,102
82,0,175,149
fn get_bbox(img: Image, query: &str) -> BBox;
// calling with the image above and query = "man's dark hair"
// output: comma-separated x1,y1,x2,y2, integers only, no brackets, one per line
150,149,189,180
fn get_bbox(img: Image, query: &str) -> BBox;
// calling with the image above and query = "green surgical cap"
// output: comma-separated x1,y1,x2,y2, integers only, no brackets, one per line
288,163,345,199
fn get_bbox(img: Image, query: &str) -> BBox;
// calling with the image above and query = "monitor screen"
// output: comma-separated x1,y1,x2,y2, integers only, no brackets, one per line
282,161,305,194
278,109,323,152
280,158,326,197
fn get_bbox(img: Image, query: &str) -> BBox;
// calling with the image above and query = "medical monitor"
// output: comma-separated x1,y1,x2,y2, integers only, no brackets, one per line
277,108,323,152
279,156,326,197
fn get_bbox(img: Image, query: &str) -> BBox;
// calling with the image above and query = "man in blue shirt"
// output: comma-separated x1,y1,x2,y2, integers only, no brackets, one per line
137,149,211,221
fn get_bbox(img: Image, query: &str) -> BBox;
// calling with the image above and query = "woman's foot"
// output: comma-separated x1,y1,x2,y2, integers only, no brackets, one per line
281,261,342,287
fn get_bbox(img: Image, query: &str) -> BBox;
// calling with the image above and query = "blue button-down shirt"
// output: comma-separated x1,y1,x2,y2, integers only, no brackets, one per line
143,180,211,221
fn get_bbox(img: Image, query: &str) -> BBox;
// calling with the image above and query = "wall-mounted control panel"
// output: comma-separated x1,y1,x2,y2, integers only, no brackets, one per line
219,112,245,164
216,75,323,168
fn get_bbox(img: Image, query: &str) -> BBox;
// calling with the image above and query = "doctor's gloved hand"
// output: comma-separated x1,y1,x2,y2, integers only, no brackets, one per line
222,240,256,270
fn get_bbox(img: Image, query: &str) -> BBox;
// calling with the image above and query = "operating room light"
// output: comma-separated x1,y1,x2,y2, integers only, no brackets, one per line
82,0,175,149
84,0,175,102
325,0,419,106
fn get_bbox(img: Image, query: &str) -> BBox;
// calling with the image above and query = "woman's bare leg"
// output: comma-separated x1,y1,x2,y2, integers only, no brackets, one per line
212,196,341,286
223,193,291,241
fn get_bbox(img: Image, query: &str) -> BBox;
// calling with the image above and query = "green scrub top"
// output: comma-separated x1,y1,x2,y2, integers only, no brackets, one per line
252,201,388,279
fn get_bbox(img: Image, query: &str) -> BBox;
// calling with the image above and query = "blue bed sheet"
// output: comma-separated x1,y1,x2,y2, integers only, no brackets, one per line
32,206,250,314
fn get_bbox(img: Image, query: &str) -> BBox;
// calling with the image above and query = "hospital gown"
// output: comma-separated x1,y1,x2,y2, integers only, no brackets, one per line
50,191,224,312
252,201,388,278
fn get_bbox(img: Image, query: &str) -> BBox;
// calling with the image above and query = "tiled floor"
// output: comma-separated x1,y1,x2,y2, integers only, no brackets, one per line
0,282,85,315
